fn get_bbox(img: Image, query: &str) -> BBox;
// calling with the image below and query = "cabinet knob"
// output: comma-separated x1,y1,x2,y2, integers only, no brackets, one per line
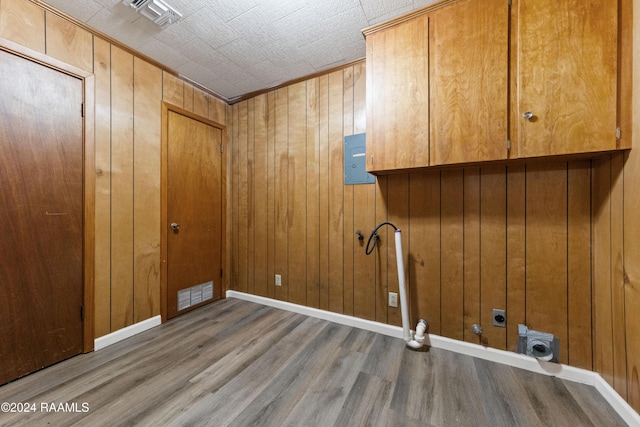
523,111,534,121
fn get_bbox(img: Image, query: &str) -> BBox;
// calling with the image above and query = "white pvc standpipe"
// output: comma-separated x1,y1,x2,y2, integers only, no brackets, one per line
395,229,427,349
394,230,412,343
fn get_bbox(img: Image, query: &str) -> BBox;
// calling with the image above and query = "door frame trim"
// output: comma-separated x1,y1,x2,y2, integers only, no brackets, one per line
0,36,96,352
160,102,227,322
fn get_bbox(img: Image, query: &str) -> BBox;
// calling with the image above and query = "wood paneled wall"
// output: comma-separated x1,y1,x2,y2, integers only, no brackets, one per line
0,0,227,338
589,0,640,407
228,74,593,365
228,61,640,413
580,0,638,411
2,0,639,415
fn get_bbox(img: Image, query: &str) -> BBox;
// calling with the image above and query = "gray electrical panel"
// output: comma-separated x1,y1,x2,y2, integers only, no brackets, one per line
344,133,375,185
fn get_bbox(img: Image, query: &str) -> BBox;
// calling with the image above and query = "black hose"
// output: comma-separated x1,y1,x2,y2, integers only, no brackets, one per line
365,222,398,255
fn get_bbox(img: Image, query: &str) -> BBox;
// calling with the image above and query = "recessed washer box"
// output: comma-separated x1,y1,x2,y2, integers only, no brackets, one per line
344,133,376,185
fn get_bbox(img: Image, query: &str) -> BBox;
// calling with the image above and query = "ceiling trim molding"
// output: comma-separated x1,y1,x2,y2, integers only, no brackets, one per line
362,0,459,36
30,0,230,103
29,1,366,105
227,57,366,105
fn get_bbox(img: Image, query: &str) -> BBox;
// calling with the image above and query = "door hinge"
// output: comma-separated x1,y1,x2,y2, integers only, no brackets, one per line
507,139,511,151
220,144,224,153
80,305,85,321
616,127,621,140
508,0,512,6
81,103,85,118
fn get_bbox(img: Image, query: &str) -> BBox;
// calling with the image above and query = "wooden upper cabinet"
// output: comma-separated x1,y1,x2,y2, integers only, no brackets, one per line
365,14,429,172
430,0,509,166
365,0,624,172
514,0,618,158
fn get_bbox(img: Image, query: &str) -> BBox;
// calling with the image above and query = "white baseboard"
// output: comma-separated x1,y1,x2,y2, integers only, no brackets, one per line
593,375,640,427
94,315,161,351
226,290,640,426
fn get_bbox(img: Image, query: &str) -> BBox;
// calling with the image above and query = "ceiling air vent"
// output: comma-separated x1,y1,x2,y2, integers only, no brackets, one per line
122,0,182,27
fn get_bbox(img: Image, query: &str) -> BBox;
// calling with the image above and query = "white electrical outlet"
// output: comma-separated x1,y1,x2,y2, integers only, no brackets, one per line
388,292,398,308
275,274,282,287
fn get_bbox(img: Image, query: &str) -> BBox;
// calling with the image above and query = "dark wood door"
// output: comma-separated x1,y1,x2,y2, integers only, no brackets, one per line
166,110,223,319
0,49,84,384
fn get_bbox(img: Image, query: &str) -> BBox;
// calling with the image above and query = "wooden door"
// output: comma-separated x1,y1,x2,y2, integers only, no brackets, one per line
430,0,509,165
0,49,84,384
365,14,430,172
165,109,223,319
515,0,618,157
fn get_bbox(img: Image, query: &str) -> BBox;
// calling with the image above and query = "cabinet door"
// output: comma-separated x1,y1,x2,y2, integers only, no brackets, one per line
366,14,429,172
430,0,509,165
515,0,618,157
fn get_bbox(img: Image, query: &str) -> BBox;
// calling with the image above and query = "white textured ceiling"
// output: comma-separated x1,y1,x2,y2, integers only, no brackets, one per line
40,0,437,100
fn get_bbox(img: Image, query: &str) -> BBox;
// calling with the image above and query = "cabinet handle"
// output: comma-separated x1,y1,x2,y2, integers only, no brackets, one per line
523,111,534,121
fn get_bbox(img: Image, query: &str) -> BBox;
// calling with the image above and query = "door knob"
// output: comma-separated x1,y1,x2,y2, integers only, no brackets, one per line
170,222,180,231
523,111,534,121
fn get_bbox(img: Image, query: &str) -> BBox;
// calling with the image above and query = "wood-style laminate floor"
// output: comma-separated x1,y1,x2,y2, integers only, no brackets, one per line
0,298,627,426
